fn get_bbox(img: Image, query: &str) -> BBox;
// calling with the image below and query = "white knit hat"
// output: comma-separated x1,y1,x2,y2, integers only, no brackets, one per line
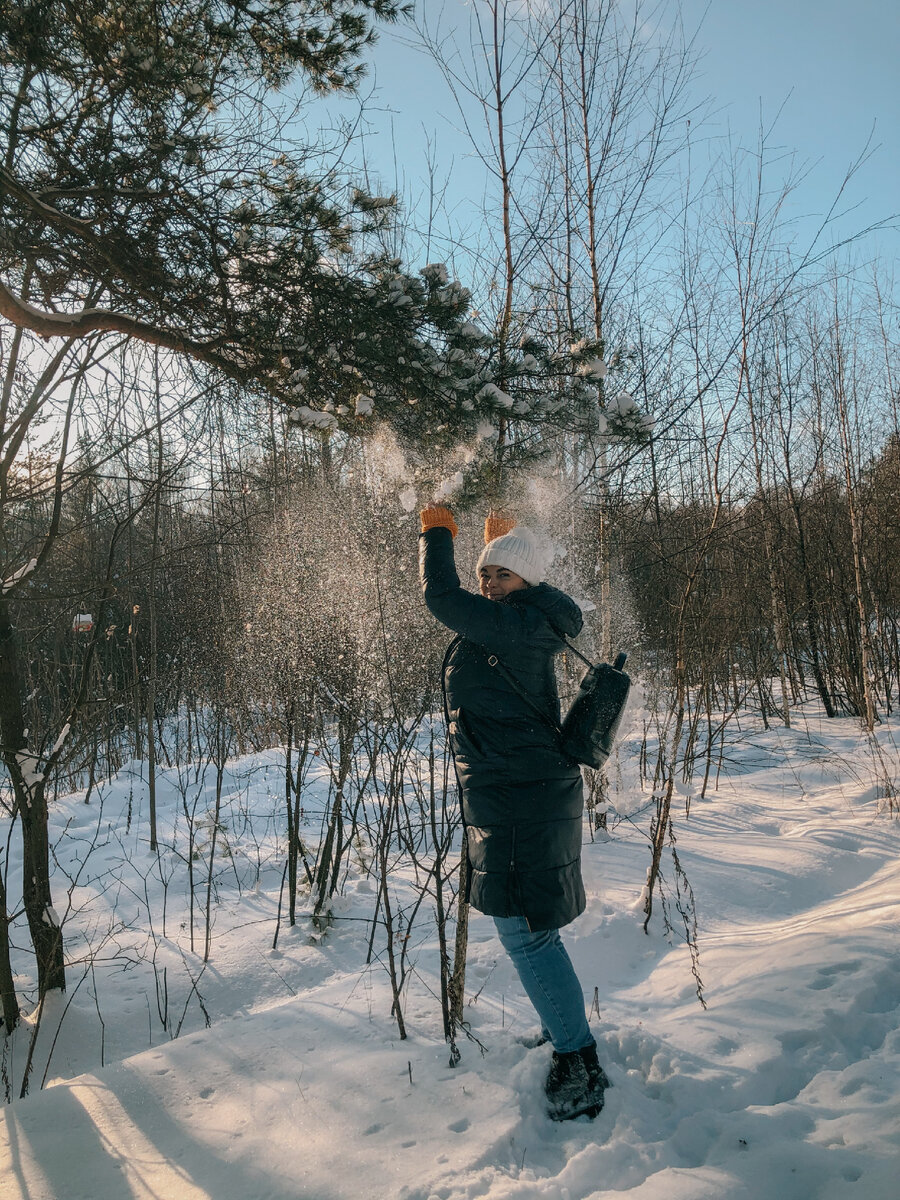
476,526,548,585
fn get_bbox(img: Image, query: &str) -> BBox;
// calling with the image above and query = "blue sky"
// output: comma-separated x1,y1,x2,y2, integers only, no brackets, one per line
677,0,899,242
307,0,898,262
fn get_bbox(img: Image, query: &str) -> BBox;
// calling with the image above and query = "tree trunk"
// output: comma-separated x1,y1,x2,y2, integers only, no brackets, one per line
19,777,66,995
0,595,66,995
787,487,836,717
450,843,470,1026
0,866,20,1031
833,328,878,730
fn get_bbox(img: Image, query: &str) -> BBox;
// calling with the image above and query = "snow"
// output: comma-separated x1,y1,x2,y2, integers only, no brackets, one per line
41,906,60,928
50,723,71,757
609,392,637,415
14,750,42,790
477,382,515,409
2,557,38,594
436,282,471,309
459,321,488,342
434,471,464,501
1,709,899,1199
422,263,449,286
577,359,607,380
399,487,418,512
287,405,338,431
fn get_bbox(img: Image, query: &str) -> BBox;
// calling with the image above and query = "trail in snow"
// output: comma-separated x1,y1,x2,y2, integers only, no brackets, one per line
1,708,899,1199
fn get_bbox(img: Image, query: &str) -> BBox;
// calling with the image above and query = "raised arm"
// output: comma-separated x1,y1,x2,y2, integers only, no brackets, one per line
418,514,556,658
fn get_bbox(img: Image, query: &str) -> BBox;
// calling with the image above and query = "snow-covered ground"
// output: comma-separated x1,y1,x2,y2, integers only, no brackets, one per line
1,706,899,1200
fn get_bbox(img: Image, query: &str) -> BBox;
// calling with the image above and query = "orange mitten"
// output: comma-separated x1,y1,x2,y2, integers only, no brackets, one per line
420,505,459,538
484,513,516,544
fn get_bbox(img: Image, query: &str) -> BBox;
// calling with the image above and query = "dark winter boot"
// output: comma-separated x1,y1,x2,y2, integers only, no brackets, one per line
578,1042,612,1102
543,1049,600,1122
545,1042,610,1122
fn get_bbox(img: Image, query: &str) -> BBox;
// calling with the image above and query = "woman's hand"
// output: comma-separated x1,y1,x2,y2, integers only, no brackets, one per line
420,505,459,538
484,512,516,543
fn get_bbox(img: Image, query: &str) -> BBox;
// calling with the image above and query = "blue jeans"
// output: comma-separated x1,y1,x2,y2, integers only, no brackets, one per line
494,916,594,1054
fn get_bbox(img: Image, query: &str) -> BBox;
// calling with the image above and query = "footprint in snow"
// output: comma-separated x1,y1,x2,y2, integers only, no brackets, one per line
778,1029,817,1053
818,960,862,977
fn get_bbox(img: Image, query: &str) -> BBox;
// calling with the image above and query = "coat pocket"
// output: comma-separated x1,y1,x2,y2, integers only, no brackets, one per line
449,707,485,757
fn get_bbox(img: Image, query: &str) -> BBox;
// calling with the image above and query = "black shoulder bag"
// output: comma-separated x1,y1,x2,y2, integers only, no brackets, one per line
485,642,631,770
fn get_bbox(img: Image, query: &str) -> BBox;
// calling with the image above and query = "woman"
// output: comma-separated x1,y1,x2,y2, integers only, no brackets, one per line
419,504,610,1122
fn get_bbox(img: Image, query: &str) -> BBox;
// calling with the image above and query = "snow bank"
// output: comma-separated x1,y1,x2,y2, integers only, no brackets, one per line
1,711,899,1199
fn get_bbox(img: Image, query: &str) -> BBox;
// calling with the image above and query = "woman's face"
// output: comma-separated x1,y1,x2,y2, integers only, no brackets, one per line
479,564,528,599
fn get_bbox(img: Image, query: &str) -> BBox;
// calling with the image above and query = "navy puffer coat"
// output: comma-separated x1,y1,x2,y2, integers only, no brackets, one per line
420,526,587,931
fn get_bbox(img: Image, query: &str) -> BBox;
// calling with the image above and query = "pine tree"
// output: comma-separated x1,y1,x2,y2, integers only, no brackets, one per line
0,0,494,444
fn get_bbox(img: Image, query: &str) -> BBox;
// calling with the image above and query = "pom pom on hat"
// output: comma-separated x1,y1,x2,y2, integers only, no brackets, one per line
476,525,548,585
484,512,517,543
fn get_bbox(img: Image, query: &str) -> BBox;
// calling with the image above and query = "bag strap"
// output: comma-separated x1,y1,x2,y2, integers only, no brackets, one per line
560,636,594,670
483,642,627,730
483,652,564,736
556,639,626,672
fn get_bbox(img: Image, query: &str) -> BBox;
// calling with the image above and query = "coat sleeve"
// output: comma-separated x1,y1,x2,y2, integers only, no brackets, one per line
419,527,556,659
